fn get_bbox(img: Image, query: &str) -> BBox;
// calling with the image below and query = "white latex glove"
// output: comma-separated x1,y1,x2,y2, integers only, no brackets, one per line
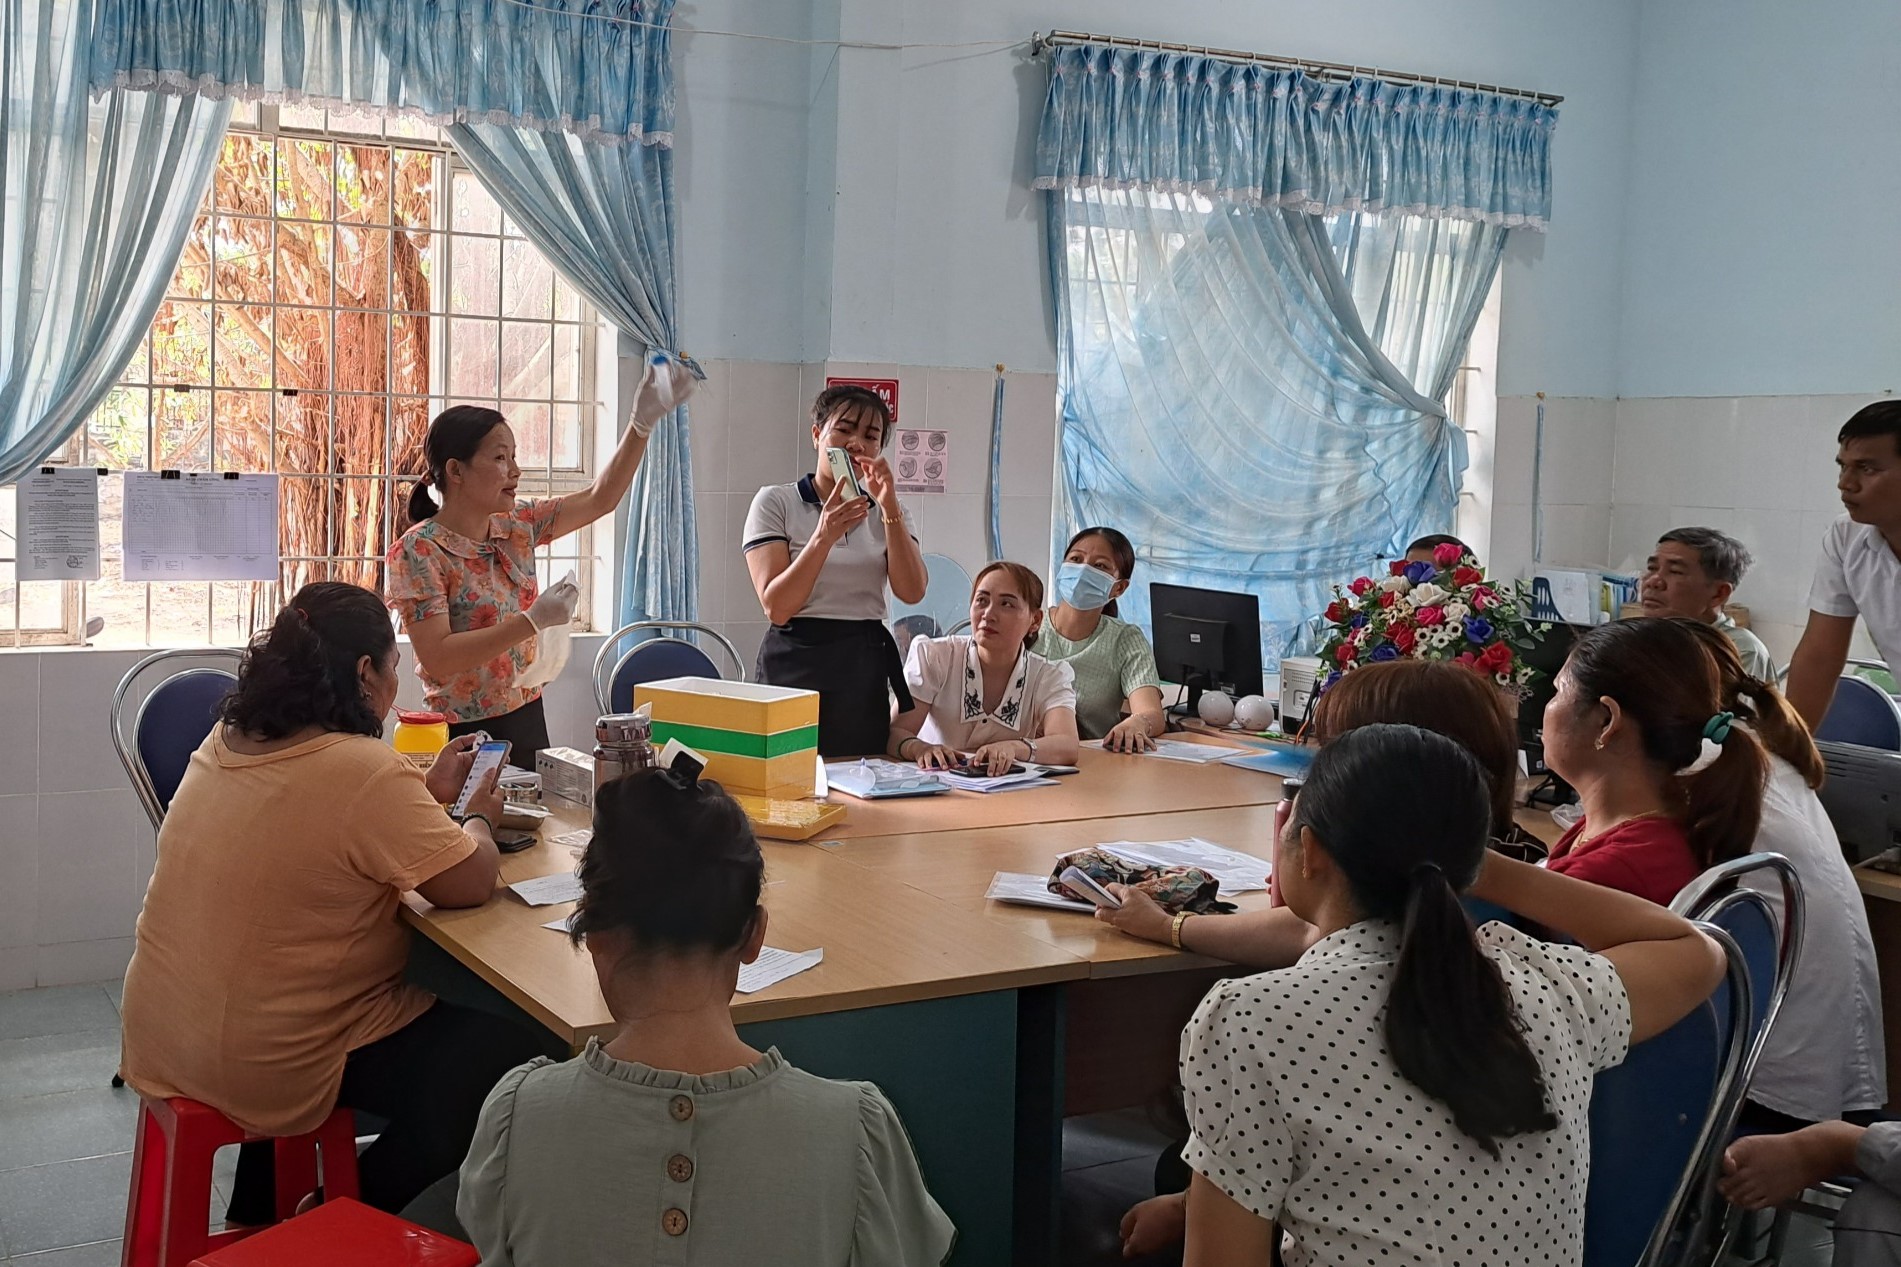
629,354,699,437
525,578,579,632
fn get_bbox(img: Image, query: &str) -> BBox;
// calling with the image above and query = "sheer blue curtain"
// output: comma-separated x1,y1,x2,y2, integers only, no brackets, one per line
448,121,699,629
1037,44,1550,669
90,0,699,625
0,0,229,485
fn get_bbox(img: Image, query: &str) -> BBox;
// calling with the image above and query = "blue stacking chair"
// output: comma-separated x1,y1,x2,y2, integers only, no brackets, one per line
591,621,746,715
110,649,243,830
1670,855,1806,1263
1816,672,1901,750
1583,921,1754,1267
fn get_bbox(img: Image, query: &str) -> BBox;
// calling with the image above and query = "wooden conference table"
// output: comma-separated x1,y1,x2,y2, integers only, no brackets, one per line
400,742,1551,1265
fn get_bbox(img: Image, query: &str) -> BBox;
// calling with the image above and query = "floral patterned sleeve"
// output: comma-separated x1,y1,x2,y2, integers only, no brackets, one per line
386,531,449,627
522,498,563,549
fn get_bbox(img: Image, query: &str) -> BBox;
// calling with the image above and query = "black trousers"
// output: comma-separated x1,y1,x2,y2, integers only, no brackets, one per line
449,695,551,765
755,618,911,758
227,1002,545,1224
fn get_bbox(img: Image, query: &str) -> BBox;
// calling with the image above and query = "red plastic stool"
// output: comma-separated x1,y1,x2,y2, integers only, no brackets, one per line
186,1199,478,1266
121,1097,361,1267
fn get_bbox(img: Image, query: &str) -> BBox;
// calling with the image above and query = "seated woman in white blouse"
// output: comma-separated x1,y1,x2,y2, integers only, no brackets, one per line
1178,724,1724,1267
888,561,1080,775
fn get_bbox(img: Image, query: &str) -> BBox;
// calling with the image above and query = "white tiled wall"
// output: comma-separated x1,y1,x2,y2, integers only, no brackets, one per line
0,359,1060,988
1609,393,1893,664
1487,396,1619,585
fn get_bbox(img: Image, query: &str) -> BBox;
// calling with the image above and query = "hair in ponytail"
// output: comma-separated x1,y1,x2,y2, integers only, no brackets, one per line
1294,724,1557,1155
1680,620,1824,790
406,405,508,523
973,560,1048,650
219,582,393,740
1062,526,1137,618
1565,618,1768,865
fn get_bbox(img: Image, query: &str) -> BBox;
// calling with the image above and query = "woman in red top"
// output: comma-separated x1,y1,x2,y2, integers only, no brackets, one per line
1542,617,1768,905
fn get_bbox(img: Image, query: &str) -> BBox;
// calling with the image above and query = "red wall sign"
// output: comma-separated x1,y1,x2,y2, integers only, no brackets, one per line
824,376,899,427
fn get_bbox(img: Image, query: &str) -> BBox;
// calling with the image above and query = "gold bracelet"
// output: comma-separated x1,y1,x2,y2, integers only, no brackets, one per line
1170,911,1194,949
882,511,904,525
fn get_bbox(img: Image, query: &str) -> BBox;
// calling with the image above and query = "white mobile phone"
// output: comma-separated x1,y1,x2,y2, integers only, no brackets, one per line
825,446,867,500
453,740,512,818
1058,865,1123,910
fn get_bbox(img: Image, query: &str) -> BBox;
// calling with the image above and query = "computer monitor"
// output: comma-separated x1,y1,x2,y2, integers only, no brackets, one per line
1516,622,1582,803
1150,583,1264,713
1817,740,1901,864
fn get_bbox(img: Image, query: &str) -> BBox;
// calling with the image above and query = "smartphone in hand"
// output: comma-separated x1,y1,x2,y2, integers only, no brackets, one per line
453,740,511,818
825,446,868,500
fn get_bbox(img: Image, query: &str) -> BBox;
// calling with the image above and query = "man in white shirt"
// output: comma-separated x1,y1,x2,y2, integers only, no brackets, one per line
1787,401,1901,727
1639,527,1777,682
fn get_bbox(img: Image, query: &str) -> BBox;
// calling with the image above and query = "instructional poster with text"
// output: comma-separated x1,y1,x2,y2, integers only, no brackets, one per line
123,472,280,581
17,468,102,581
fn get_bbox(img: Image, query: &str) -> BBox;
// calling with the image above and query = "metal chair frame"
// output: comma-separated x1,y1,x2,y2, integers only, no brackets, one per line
1624,921,1757,1267
591,621,745,715
110,648,244,829
1669,854,1806,1266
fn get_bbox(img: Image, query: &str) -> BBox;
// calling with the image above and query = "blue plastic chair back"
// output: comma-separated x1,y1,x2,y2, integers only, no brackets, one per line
1583,925,1751,1267
1700,890,1779,1053
609,639,721,713
1816,674,1901,750
136,669,237,814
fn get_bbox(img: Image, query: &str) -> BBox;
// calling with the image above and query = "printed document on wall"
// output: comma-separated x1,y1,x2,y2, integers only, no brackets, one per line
122,473,279,582
17,468,101,581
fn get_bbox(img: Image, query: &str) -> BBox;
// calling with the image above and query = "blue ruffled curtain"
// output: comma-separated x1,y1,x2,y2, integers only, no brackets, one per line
447,121,697,630
0,0,229,485
89,0,673,146
89,0,698,626
1037,44,1548,670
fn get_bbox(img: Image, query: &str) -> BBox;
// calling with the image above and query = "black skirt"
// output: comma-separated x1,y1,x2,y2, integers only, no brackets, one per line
755,618,912,758
448,695,550,764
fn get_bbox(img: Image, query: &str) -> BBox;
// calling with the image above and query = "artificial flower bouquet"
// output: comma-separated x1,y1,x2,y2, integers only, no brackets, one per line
1318,541,1549,692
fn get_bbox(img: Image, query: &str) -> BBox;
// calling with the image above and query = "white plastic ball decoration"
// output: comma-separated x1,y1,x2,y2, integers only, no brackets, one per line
1233,694,1275,731
1196,690,1236,727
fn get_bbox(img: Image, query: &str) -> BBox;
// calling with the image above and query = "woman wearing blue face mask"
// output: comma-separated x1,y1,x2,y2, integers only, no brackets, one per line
1034,527,1166,751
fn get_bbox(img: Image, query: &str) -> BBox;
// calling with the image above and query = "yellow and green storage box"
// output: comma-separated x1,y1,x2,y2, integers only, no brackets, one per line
632,677,820,799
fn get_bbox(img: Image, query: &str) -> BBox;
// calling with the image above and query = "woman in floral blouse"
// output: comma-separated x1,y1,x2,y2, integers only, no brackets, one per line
386,360,694,757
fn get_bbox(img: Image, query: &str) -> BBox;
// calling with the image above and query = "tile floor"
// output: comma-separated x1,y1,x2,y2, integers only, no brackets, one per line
0,980,1847,1266
0,980,236,1265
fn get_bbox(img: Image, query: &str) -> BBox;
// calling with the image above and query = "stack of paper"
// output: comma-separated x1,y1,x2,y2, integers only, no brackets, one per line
826,759,948,800
736,947,825,994
509,872,583,906
935,768,1057,793
1097,839,1270,896
985,872,1094,912
1085,738,1248,764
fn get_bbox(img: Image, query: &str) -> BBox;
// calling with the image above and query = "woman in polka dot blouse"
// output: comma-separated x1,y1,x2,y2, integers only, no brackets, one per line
1171,725,1723,1266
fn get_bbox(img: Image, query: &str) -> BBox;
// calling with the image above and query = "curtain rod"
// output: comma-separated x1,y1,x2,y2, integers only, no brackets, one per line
1029,30,1563,107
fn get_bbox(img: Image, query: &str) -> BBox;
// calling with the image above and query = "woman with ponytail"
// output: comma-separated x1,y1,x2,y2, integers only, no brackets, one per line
1034,526,1166,750
1178,725,1723,1265
1680,621,1885,1130
120,583,544,1228
387,357,695,758
1540,617,1769,905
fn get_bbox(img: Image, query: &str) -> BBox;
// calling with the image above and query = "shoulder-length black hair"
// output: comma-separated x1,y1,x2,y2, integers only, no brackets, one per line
1293,723,1558,1155
219,582,394,740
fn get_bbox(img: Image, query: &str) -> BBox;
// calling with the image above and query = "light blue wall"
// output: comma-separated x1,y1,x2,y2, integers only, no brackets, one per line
1616,0,1901,398
672,0,1646,397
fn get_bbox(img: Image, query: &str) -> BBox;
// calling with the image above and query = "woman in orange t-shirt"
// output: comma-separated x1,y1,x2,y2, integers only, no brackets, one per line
119,582,545,1225
1540,617,1768,907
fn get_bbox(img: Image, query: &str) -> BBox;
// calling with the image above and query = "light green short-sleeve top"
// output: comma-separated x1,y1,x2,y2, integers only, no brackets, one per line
1034,615,1161,740
1715,613,1779,683
458,1041,955,1267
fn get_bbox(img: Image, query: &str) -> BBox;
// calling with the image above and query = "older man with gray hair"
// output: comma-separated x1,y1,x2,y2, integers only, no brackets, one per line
1639,527,1778,680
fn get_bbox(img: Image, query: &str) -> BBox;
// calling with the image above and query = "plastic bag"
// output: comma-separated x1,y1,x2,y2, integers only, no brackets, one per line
518,569,577,690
